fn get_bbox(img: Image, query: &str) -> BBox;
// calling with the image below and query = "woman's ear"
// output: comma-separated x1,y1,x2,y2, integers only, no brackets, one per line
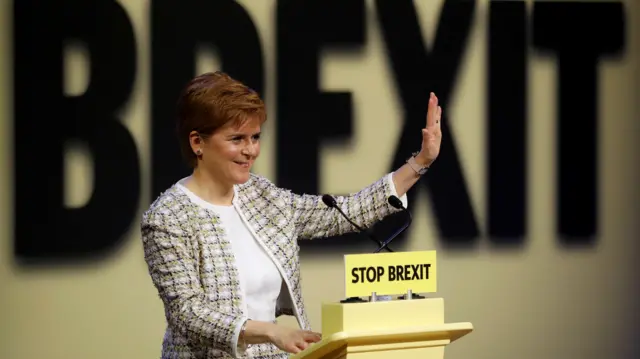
189,131,202,155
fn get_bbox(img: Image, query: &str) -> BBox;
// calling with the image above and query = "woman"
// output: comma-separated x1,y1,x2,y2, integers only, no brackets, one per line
141,71,442,359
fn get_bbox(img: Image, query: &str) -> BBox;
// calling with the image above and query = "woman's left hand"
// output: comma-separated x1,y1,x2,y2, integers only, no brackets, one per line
414,92,443,167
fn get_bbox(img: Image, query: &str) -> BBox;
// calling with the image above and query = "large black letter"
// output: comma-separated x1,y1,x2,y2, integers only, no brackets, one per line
151,0,264,198
533,1,625,243
376,0,479,245
276,0,366,194
487,1,528,244
14,0,139,263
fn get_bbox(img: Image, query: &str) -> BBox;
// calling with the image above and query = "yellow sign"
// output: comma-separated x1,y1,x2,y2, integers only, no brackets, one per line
344,250,437,297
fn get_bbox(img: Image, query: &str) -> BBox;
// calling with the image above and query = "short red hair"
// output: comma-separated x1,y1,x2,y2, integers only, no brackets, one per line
176,71,266,167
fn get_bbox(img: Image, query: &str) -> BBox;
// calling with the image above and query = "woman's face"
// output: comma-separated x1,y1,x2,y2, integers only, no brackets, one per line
192,118,261,187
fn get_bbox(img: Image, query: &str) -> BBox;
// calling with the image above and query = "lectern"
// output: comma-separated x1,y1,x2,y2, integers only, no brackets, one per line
291,250,473,359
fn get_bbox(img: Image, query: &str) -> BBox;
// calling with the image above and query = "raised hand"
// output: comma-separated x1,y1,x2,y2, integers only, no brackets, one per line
415,92,443,167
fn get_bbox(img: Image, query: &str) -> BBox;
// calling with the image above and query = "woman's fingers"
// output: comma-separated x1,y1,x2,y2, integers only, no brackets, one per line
303,331,322,342
296,340,309,351
283,330,322,354
426,92,439,128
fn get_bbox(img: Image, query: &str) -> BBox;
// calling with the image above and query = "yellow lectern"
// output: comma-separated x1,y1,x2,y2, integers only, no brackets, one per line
291,251,473,359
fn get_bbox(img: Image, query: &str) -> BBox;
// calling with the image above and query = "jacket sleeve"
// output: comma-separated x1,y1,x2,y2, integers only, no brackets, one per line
289,172,408,240
141,215,248,358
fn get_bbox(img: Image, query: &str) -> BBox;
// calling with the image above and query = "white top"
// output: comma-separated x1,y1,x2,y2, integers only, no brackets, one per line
176,180,284,325
212,205,283,322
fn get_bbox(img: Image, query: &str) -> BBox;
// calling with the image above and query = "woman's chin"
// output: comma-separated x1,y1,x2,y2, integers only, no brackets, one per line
232,172,251,184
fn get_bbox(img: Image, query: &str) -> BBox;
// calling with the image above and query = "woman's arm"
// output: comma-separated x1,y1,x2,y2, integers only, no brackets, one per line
288,172,406,240
141,219,248,357
242,320,322,354
290,93,442,240
391,157,428,198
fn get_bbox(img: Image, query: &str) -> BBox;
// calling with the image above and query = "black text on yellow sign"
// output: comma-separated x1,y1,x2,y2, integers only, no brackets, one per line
344,251,437,297
351,264,431,283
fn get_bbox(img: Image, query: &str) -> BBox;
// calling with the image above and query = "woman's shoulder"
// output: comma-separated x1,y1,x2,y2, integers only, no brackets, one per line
141,184,191,225
235,173,296,212
237,173,291,198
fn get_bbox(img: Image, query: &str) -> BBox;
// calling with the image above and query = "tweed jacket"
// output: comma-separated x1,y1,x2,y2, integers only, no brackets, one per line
141,172,405,359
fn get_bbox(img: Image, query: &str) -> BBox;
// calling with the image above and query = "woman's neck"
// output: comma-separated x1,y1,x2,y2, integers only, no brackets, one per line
185,167,235,206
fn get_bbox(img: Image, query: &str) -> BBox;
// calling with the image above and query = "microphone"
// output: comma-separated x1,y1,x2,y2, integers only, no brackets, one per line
321,194,394,252
373,195,412,253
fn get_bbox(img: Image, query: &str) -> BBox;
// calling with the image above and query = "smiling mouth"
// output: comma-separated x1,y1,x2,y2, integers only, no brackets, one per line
234,161,250,168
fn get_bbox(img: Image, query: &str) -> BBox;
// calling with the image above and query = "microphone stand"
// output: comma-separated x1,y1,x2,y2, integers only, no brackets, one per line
381,196,424,300
374,195,412,253
321,194,394,252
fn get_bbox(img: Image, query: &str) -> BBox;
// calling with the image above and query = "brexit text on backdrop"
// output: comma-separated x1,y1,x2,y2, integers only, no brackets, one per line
11,0,625,264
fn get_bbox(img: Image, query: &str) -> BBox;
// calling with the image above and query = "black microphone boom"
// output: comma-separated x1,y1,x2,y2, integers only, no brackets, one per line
373,195,412,253
321,194,394,252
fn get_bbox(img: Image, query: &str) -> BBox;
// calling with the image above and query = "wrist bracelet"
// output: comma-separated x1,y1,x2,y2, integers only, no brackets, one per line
406,152,429,176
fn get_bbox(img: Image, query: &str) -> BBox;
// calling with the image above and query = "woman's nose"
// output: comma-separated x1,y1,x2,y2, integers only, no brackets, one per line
241,142,256,156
